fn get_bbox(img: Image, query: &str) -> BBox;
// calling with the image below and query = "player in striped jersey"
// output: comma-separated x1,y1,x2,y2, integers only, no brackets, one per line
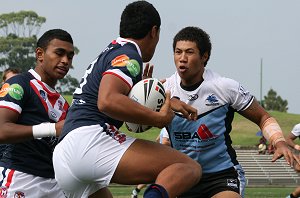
0,29,74,197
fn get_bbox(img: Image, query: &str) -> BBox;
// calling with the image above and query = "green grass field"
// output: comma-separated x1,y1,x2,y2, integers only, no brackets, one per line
108,185,295,198
63,95,300,197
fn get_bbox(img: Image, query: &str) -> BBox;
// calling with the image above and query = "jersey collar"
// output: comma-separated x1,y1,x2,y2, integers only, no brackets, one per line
29,69,42,81
116,37,142,58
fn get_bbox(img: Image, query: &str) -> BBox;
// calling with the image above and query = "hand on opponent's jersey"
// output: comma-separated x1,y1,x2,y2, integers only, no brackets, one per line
170,97,197,121
155,91,174,129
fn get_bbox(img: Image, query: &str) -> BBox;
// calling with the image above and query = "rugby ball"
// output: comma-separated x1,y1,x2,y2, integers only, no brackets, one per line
125,78,166,133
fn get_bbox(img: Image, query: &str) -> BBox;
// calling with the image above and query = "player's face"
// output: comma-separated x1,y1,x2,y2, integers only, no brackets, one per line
37,39,74,84
174,41,205,86
142,27,160,62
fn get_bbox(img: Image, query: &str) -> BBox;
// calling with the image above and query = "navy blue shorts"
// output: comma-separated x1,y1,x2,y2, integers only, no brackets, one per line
178,167,240,198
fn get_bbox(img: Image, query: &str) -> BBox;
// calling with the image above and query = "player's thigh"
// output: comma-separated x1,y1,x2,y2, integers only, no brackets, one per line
212,190,241,198
112,138,195,184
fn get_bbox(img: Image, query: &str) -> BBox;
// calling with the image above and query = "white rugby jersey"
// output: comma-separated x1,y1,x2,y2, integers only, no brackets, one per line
291,123,300,137
164,69,254,173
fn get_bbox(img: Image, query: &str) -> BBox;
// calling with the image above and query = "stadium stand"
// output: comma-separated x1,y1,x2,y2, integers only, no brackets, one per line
236,149,300,187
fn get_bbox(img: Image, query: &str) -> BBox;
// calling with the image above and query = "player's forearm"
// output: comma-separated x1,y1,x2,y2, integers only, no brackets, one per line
98,93,167,127
0,122,34,143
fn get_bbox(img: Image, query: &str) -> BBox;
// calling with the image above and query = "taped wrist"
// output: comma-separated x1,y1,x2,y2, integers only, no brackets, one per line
32,123,56,138
261,117,286,147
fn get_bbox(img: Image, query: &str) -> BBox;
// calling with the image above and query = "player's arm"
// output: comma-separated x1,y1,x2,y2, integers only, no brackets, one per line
239,98,295,166
286,133,300,150
0,108,63,143
98,74,174,128
170,97,197,121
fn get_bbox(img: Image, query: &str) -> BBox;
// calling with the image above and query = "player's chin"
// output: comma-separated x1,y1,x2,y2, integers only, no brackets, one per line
55,71,68,79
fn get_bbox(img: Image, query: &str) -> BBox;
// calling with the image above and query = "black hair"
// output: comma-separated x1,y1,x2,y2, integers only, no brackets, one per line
37,29,73,50
120,1,161,39
173,26,211,66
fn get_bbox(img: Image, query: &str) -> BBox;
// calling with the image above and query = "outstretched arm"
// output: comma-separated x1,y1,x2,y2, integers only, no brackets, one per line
239,98,296,167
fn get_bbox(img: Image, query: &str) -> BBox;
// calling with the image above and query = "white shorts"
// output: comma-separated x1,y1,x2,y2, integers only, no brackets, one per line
0,167,64,198
53,124,135,198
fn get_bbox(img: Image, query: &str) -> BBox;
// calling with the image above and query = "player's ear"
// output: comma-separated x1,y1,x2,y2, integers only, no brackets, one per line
36,47,44,62
201,52,209,63
150,25,160,38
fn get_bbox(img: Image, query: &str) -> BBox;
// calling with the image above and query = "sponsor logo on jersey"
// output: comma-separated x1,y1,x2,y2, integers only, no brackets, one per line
39,90,47,101
0,83,24,100
0,186,7,197
205,94,219,106
174,124,218,141
188,94,198,101
0,83,10,97
126,59,140,77
111,54,129,67
227,179,238,189
111,54,140,77
14,191,25,198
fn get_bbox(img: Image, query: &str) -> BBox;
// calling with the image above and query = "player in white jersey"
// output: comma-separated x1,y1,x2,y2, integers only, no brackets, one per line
286,123,300,198
164,26,296,198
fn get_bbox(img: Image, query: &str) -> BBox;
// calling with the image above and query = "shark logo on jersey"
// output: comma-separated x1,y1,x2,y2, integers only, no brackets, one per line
188,94,198,101
238,85,250,100
205,94,219,106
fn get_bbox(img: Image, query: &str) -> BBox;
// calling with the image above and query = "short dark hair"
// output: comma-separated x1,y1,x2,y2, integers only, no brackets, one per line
120,1,161,39
2,67,21,81
173,26,211,66
37,29,73,50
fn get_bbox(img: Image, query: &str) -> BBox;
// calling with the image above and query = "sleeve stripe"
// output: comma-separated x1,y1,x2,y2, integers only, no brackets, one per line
240,96,254,111
103,69,133,89
0,101,22,114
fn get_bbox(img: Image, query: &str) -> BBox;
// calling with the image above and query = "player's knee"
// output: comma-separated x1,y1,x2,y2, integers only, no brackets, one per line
183,161,202,184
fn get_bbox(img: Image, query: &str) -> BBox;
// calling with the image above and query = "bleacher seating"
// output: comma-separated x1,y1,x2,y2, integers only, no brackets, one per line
236,149,300,187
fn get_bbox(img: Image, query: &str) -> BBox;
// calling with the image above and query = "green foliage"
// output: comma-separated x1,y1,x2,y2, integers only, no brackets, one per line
0,11,45,37
263,88,288,112
0,34,36,71
57,75,79,95
0,11,45,71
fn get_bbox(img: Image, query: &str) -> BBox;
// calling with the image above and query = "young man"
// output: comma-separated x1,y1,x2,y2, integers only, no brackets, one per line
163,26,296,198
53,1,201,198
286,123,300,198
0,29,74,197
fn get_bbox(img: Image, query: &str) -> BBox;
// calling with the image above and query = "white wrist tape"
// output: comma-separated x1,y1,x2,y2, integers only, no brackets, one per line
32,123,56,139
261,117,286,147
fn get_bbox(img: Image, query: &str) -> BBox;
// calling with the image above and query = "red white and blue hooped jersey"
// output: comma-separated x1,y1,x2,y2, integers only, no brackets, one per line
0,69,69,178
60,37,143,140
164,69,254,173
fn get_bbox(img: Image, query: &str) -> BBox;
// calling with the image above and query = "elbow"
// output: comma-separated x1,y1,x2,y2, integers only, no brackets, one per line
98,98,111,114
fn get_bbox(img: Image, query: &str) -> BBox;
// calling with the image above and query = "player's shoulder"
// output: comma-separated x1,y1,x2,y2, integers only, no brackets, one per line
204,69,238,88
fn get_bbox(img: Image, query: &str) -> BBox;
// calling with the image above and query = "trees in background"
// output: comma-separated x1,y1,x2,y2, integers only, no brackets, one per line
0,11,79,94
262,88,288,112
